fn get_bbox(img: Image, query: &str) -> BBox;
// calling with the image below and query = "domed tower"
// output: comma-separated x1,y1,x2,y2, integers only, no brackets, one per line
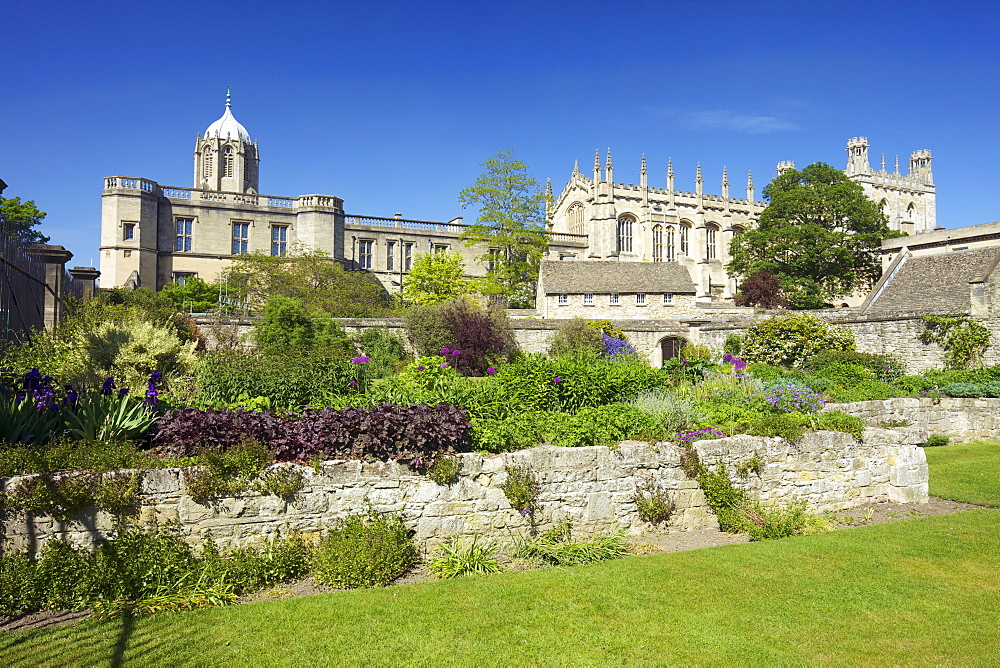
193,89,259,193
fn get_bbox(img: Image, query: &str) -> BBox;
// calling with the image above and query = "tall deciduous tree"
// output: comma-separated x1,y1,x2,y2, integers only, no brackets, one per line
402,251,470,305
458,149,549,307
727,163,899,309
0,196,50,244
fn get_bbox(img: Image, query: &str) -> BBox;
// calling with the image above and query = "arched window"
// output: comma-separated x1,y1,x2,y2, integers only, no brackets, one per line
203,152,213,178
879,199,889,215
679,222,691,255
223,146,235,178
617,215,634,253
729,225,744,260
665,226,676,261
906,202,916,220
706,224,718,259
568,203,585,235
652,225,663,262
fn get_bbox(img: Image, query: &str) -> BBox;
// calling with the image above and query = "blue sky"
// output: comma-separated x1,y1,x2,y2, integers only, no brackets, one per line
4,0,1000,267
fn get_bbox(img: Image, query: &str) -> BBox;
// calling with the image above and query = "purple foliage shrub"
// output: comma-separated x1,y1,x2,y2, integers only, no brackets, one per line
152,404,471,468
440,300,514,376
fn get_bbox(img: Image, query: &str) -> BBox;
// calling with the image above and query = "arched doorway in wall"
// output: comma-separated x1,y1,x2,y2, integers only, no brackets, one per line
659,336,686,367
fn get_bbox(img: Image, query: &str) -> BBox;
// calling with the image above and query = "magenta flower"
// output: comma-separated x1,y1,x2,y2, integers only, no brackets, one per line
440,363,449,369
416,365,425,371
347,381,357,388
350,356,370,364
553,377,562,383
441,348,451,355
486,367,496,374
452,350,461,356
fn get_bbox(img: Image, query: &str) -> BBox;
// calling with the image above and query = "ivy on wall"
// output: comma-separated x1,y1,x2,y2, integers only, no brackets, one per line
919,315,991,370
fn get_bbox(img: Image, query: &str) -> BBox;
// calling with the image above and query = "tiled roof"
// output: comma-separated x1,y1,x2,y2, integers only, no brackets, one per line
863,247,1000,314
539,260,697,294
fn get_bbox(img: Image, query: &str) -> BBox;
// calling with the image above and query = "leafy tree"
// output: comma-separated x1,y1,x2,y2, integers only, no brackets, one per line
734,270,790,309
402,251,471,306
742,312,855,368
728,163,899,309
458,149,549,307
224,244,392,316
0,196,49,244
159,277,219,313
255,296,315,353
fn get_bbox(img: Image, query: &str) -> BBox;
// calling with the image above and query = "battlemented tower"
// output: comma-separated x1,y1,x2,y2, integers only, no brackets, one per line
844,137,936,234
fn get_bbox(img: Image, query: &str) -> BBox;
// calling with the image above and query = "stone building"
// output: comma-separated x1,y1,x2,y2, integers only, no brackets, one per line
100,94,588,292
546,139,936,303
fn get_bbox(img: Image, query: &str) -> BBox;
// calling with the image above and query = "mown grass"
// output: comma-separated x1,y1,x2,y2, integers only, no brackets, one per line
924,439,1000,506
1,509,998,666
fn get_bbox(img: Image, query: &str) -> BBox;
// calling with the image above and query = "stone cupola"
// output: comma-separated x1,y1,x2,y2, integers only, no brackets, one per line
193,89,260,193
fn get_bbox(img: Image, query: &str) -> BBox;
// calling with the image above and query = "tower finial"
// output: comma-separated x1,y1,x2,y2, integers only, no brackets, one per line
721,166,729,187
640,154,647,175
894,155,900,174
594,150,601,172
226,84,232,108
573,159,580,174
695,162,703,183
606,148,613,171
667,157,674,178
881,152,886,171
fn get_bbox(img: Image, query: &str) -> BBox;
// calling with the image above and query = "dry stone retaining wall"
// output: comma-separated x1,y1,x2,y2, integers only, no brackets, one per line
1,428,927,554
826,397,1000,442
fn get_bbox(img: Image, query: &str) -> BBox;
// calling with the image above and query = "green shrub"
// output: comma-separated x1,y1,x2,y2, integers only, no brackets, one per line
630,390,703,434
823,380,901,403
742,313,854,368
184,441,272,504
310,510,417,589
255,295,315,353
353,328,408,378
939,383,984,398
745,363,788,382
924,433,950,447
548,318,604,357
813,411,867,440
736,453,764,478
550,404,664,448
920,314,991,370
427,455,462,485
512,521,630,566
740,414,809,441
810,362,877,386
257,465,307,500
427,536,503,578
734,499,824,541
696,465,747,532
723,334,744,356
894,375,938,394
471,412,564,453
499,464,541,516
807,350,906,382
633,481,676,524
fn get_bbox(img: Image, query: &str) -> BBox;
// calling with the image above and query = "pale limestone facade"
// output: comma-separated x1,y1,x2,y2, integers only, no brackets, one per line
548,139,937,302
0,428,928,553
100,97,588,293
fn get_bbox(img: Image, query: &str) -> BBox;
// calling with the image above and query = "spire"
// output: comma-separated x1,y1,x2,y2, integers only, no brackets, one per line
747,170,754,191
721,166,729,187
545,178,553,199
594,149,601,172
894,155,900,174
667,158,674,178
695,162,703,184
881,153,886,172
573,159,580,175
640,154,647,175
605,148,613,171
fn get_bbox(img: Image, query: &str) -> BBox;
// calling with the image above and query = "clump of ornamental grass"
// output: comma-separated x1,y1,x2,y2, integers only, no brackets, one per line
426,536,503,579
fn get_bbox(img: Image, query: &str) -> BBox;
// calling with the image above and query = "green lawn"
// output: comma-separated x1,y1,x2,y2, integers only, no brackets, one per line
2,442,998,666
924,439,1000,507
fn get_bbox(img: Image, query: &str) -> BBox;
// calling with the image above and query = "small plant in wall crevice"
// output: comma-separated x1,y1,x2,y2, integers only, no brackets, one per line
632,480,676,525
499,464,541,517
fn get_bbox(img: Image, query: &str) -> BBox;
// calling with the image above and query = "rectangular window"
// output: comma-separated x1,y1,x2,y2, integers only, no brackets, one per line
123,223,135,241
433,244,449,254
175,218,193,252
404,243,413,271
232,222,250,255
359,240,373,269
271,225,288,256
488,248,500,272
174,272,196,285
610,293,620,305
636,293,646,306
387,241,396,271
558,294,568,305
583,293,594,305
664,293,673,305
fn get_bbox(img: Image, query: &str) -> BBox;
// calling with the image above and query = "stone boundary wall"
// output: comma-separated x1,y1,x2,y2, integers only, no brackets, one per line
826,397,1000,442
1,428,927,554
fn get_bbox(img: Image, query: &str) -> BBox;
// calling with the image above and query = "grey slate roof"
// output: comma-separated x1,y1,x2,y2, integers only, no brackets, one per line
539,260,697,294
863,247,1000,314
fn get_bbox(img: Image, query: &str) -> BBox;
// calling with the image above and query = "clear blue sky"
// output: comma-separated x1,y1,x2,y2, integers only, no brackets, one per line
4,0,999,268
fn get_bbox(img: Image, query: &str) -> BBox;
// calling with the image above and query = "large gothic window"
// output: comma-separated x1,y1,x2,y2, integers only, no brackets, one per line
665,226,676,261
706,224,719,259
652,225,663,262
204,152,213,178
568,203,585,235
223,147,235,178
679,222,690,255
617,215,634,253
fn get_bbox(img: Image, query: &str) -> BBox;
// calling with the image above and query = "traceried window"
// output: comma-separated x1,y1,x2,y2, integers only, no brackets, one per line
232,222,249,255
204,153,213,178
359,240,374,269
666,226,676,261
404,243,414,271
617,215,634,253
223,146,235,178
583,293,594,305
568,203,585,235
271,225,288,256
679,223,690,255
652,225,663,262
387,241,396,271
706,224,719,259
175,218,193,252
